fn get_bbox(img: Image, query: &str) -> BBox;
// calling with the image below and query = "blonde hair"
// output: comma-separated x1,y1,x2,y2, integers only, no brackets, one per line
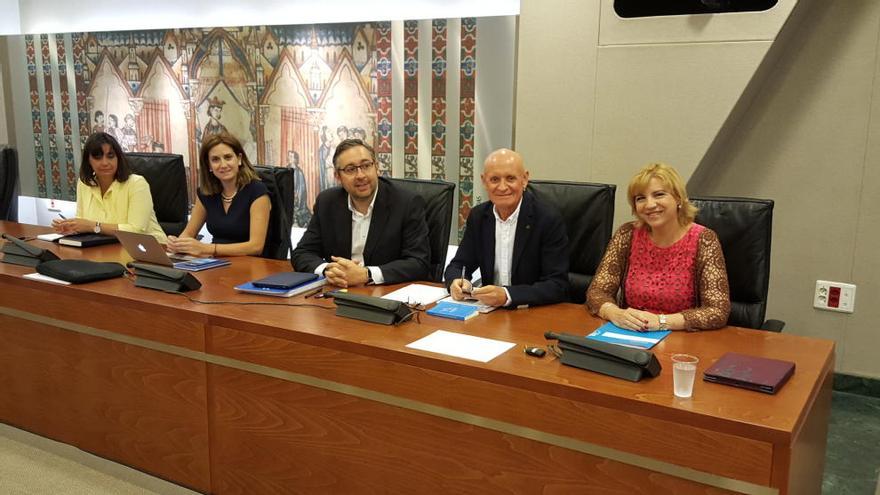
627,162,698,228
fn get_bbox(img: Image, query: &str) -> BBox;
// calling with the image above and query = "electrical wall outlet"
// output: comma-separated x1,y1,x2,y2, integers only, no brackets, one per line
814,280,856,313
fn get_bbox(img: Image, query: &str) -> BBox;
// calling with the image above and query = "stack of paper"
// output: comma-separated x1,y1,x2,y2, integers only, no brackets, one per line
23,272,71,285
406,330,515,363
382,284,448,306
36,233,64,242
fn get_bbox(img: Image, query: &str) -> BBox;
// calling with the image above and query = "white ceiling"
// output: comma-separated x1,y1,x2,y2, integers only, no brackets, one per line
1,0,520,35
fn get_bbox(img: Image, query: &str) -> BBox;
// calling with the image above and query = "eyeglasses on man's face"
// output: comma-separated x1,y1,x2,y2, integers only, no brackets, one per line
336,160,376,177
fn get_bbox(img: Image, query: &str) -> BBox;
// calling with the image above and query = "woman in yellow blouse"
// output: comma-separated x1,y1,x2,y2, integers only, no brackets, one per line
51,132,166,242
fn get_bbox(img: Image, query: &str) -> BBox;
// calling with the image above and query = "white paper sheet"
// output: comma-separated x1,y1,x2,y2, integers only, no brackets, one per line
382,284,448,306
406,330,515,363
23,272,71,285
36,233,64,242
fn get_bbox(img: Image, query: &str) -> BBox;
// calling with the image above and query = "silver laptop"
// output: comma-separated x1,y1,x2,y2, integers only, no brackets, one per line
116,230,194,266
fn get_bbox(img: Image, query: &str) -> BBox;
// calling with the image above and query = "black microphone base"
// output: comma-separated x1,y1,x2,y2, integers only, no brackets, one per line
2,253,42,267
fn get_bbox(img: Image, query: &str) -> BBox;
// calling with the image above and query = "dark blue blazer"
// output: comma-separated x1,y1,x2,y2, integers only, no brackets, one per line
291,177,430,284
444,189,569,307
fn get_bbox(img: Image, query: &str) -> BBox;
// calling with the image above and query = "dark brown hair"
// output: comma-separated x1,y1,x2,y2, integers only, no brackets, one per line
198,133,259,195
79,132,131,186
332,138,376,167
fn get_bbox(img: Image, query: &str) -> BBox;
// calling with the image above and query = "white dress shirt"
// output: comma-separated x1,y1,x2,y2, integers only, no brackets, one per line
492,198,522,306
314,187,385,284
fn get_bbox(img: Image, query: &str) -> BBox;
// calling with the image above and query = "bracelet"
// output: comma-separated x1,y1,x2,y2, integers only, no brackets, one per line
213,243,217,257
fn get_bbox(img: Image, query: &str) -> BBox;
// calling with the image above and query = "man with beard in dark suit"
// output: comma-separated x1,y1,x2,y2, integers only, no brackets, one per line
291,139,430,287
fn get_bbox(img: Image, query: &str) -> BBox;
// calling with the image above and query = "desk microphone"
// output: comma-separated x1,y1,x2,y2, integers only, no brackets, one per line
1,233,61,267
545,331,651,366
2,233,44,257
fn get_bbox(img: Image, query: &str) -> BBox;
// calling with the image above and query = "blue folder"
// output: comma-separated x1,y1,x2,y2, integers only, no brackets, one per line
586,322,670,349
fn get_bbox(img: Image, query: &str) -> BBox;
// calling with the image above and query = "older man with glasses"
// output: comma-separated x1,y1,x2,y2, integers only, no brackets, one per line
291,138,430,287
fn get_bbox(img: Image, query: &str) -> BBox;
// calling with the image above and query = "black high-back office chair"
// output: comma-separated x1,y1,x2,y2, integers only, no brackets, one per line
691,196,784,332
0,147,19,221
528,180,616,303
388,177,455,282
254,165,295,260
126,153,188,236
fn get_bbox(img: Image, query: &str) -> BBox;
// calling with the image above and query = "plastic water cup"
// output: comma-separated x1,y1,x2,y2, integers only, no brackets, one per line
672,354,699,398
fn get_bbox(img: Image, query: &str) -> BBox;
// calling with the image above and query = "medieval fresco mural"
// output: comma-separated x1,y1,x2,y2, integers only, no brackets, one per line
23,19,479,234
73,24,378,226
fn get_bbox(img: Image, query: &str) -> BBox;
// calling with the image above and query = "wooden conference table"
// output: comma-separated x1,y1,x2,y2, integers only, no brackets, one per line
0,222,834,495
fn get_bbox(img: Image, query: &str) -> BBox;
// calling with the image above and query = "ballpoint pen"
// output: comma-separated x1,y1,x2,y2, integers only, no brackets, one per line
460,265,472,295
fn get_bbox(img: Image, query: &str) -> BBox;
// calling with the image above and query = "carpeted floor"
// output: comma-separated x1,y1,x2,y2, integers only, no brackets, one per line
0,424,197,495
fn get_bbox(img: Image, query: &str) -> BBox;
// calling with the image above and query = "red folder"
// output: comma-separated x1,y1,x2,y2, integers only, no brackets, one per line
703,352,795,394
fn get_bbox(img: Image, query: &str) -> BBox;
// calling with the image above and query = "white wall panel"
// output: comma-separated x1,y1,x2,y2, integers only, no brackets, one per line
0,0,20,35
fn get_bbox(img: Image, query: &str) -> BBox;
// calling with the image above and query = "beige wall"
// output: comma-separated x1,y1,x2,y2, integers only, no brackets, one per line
516,0,793,228
0,36,10,145
517,0,880,378
514,0,598,181
697,0,880,377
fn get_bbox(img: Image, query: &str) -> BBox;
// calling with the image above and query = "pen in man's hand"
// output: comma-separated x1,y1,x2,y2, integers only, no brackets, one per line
460,265,472,294
58,214,67,219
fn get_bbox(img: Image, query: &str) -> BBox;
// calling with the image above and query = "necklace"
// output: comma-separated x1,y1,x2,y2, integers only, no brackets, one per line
220,191,237,203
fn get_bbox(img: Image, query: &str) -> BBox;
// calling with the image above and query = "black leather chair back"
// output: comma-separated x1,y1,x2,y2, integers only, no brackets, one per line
528,180,616,303
0,147,19,221
691,196,774,330
254,165,295,260
387,177,455,282
126,153,188,236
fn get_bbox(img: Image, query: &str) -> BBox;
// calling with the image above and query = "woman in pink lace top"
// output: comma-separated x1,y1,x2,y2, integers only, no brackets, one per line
586,163,730,331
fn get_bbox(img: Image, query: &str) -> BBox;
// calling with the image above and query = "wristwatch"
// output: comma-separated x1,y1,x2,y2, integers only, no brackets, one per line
658,314,668,331
365,267,374,285
94,222,102,234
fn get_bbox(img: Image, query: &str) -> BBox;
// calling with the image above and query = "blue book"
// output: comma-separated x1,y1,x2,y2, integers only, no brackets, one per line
586,322,670,349
172,257,231,272
234,277,326,298
426,301,479,320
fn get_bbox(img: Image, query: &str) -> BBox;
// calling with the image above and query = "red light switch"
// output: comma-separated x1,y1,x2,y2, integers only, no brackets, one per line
829,286,841,308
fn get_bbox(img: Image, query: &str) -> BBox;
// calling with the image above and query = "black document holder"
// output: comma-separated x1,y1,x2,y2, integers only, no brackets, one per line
334,292,413,325
37,259,125,284
1,233,60,267
130,262,201,292
546,331,661,382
